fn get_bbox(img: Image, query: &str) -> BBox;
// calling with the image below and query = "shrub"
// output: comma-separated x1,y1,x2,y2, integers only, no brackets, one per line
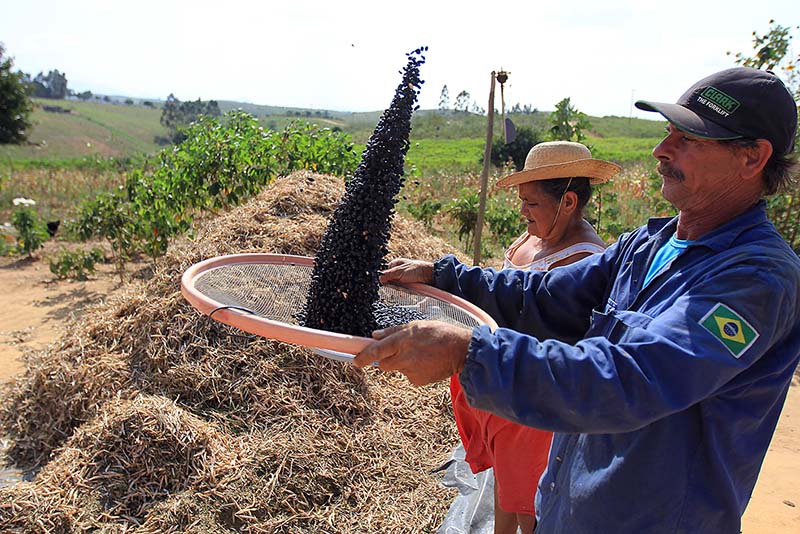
486,194,525,248
587,164,674,242
49,247,105,280
11,198,48,256
490,126,543,171
767,189,800,254
71,112,360,268
68,187,136,277
446,188,480,252
406,198,442,229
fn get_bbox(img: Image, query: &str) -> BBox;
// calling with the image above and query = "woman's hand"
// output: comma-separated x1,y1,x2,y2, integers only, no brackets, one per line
353,320,472,386
380,258,435,285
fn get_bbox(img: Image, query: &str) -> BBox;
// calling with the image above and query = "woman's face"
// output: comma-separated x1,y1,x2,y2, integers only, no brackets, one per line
518,181,561,238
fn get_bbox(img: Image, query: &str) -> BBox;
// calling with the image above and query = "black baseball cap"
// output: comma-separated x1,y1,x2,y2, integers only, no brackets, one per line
635,67,798,156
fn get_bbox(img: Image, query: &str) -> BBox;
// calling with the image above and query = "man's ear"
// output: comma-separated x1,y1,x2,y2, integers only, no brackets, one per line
741,139,773,181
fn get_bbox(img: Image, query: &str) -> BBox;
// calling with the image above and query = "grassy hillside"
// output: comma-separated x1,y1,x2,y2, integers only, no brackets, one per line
0,97,665,169
0,99,170,164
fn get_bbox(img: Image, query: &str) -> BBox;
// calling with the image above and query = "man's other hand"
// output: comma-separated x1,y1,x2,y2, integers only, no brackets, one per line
379,258,435,285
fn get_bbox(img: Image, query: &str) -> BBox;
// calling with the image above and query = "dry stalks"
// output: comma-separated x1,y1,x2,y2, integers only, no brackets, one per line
0,171,464,532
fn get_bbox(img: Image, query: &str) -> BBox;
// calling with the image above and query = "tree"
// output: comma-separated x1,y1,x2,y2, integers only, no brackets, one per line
728,20,800,251
160,94,181,128
160,94,222,143
547,97,591,142
438,84,450,111
454,90,471,112
728,20,799,151
491,126,543,170
31,69,68,99
728,20,797,72
0,43,33,144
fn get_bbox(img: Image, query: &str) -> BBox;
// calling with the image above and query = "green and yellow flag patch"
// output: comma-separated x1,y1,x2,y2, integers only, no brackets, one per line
699,303,759,358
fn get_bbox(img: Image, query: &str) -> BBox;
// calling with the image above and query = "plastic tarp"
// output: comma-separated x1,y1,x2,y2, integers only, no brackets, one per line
435,443,495,534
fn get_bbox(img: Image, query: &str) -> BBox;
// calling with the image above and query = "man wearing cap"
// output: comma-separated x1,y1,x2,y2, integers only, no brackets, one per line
355,67,800,533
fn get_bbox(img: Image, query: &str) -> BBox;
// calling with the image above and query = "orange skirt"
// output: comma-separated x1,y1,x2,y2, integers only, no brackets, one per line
450,375,553,514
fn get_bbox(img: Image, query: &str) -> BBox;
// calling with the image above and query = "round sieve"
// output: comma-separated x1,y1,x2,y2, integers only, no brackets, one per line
181,253,497,361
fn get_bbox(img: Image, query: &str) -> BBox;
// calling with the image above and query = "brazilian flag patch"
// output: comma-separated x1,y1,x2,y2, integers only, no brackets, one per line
699,303,759,358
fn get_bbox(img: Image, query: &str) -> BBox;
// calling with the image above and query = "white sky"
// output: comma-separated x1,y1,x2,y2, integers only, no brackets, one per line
1,0,797,119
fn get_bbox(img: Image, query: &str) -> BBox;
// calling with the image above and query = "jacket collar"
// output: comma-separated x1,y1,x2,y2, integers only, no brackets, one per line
645,200,768,252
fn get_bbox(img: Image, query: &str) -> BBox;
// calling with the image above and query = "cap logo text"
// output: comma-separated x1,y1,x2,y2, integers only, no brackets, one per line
695,87,741,118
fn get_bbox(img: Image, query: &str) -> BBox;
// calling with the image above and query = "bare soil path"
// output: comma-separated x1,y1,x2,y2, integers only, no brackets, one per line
0,246,123,380
0,246,797,531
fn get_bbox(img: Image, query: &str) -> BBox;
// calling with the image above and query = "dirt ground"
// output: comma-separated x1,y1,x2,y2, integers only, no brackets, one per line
0,245,798,531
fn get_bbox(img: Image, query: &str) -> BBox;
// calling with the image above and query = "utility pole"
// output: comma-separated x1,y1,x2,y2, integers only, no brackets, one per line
472,71,501,266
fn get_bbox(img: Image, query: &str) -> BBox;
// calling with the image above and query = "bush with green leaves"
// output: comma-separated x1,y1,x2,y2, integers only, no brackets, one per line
48,247,105,280
276,119,361,177
72,111,360,267
728,20,800,252
486,193,526,248
446,188,480,252
547,97,591,142
585,164,675,243
767,194,800,254
68,187,135,276
490,126,543,171
11,198,48,256
141,112,358,215
406,198,442,229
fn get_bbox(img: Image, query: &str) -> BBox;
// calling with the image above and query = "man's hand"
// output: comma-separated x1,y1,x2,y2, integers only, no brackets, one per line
353,320,472,386
380,258,435,285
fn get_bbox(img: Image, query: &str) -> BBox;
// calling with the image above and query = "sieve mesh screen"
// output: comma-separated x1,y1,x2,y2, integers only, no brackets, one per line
193,262,483,330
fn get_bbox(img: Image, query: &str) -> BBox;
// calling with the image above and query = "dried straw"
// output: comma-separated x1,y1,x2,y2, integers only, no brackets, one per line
0,171,464,532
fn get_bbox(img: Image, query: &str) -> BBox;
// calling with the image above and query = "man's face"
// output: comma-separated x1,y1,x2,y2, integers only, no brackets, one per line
652,124,745,211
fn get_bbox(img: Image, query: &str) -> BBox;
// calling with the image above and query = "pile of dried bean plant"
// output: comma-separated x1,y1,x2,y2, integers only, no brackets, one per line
0,171,464,533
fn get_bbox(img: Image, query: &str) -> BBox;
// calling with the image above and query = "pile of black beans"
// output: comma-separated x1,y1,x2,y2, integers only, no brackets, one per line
371,302,426,330
302,47,427,337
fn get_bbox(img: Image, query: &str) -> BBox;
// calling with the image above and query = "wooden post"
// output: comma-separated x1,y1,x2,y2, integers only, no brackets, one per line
472,72,496,266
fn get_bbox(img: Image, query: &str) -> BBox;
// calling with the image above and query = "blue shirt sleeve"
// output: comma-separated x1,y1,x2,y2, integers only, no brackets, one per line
433,250,613,342
458,267,798,434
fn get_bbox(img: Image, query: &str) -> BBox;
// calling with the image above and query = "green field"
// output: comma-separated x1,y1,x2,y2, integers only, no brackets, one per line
400,135,661,178
0,98,169,164
3,94,799,260
0,97,670,257
586,136,662,163
0,98,666,169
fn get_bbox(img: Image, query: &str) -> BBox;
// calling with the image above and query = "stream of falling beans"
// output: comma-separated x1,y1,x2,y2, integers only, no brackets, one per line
301,47,428,337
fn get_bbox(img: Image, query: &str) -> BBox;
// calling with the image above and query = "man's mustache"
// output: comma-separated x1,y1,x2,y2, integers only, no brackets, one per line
658,162,685,181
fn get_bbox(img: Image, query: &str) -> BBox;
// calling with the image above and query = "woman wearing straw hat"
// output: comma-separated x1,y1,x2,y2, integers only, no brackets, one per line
445,141,620,534
497,140,619,271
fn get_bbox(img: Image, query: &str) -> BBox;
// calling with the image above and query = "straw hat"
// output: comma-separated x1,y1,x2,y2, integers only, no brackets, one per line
496,141,621,188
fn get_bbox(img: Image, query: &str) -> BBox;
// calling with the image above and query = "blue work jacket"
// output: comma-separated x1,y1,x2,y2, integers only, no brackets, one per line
433,201,800,534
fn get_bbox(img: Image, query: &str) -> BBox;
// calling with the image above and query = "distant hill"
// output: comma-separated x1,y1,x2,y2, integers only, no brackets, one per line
0,97,665,166
0,98,170,163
